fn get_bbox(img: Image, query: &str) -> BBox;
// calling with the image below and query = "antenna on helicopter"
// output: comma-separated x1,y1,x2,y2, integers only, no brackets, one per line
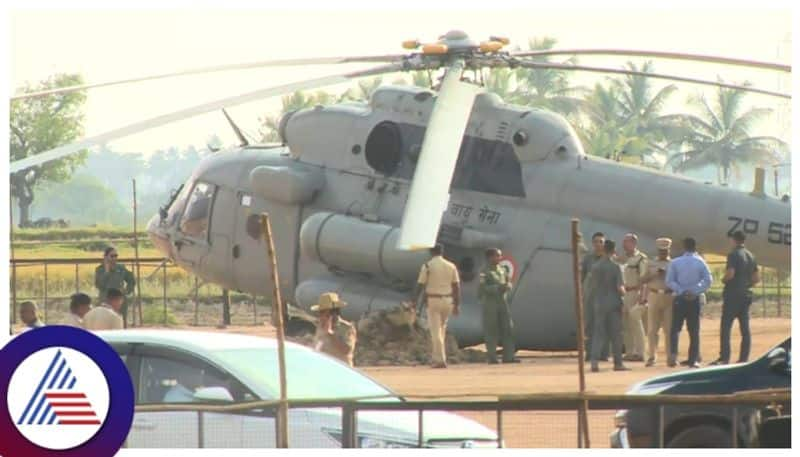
222,108,249,147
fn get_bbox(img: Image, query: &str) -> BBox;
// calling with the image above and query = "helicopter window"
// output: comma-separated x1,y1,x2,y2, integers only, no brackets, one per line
180,182,216,240
365,121,403,175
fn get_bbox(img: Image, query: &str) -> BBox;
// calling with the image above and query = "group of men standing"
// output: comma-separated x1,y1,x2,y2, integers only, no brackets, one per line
583,230,759,372
17,246,136,332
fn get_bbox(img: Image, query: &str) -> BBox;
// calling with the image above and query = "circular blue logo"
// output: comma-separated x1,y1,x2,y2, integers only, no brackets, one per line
0,326,134,456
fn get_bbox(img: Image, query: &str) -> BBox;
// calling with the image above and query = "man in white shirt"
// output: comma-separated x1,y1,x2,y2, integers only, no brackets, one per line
83,288,125,331
62,293,92,328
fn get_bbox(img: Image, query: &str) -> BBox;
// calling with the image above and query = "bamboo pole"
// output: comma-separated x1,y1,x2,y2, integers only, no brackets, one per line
133,179,143,327
260,213,289,448
570,219,591,448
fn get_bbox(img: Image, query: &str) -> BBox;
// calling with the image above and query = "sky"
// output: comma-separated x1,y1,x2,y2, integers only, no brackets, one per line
9,7,793,156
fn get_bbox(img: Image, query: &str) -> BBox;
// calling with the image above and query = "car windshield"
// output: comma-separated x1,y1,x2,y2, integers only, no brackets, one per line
214,346,397,402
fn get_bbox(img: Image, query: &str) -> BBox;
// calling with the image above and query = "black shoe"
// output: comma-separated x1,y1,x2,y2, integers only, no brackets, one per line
679,359,691,366
503,358,521,364
709,359,728,366
614,365,631,371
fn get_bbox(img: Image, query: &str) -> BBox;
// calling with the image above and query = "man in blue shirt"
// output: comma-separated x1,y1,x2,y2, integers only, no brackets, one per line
665,237,713,368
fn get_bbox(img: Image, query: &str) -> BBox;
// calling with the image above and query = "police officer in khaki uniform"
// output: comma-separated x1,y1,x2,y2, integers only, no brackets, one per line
413,244,461,369
617,233,648,362
312,292,357,367
640,238,673,367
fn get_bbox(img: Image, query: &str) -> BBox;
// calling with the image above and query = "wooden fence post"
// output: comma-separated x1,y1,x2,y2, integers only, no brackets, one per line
260,213,289,448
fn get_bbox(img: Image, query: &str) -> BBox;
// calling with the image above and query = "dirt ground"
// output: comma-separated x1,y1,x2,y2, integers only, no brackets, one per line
11,316,789,447
183,317,790,448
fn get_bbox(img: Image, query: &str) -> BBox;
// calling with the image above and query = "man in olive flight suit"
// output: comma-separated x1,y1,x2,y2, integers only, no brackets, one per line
479,248,519,364
95,246,136,327
589,240,630,372
582,232,609,361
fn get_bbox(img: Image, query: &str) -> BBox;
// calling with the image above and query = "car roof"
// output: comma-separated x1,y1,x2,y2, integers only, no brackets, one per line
97,329,302,354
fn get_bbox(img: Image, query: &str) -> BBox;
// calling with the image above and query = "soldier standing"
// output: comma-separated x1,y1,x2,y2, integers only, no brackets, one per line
641,238,673,367
712,230,760,365
413,244,461,369
618,233,648,362
589,240,629,372
479,248,519,364
95,247,136,327
311,292,357,367
581,232,609,361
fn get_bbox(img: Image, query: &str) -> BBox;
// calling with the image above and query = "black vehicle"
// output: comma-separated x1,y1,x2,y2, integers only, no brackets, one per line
611,338,790,448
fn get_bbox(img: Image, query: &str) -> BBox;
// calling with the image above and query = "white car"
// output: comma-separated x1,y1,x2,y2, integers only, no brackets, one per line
100,330,498,448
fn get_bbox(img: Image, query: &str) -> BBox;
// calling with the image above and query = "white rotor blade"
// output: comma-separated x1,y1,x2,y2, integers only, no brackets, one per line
516,61,791,99
11,55,404,101
511,49,791,72
397,62,480,251
10,63,401,173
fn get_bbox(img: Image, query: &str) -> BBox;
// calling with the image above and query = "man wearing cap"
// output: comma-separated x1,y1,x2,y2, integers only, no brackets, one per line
617,233,648,362
312,292,357,367
479,248,519,364
640,238,673,367
413,244,461,368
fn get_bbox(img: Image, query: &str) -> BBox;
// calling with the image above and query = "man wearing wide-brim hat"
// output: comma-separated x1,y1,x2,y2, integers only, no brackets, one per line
312,292,357,367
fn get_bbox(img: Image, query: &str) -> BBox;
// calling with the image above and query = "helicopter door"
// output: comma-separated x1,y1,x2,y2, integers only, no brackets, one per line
173,181,216,269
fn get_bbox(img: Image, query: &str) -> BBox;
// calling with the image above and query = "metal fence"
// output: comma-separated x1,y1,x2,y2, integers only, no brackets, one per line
130,390,790,448
9,257,791,328
9,257,269,328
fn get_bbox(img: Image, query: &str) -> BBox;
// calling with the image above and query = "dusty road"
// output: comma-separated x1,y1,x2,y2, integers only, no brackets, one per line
13,317,788,447
185,317,790,448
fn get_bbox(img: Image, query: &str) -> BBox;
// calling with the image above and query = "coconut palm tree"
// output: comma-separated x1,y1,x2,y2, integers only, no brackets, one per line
671,85,788,184
512,37,588,117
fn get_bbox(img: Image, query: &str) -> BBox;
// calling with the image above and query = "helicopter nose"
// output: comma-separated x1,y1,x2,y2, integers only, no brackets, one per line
147,214,173,259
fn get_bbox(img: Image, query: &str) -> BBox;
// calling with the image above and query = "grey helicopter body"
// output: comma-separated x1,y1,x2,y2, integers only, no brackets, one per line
12,30,790,350
148,83,790,350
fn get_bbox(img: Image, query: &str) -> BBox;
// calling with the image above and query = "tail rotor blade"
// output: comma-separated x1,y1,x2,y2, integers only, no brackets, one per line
397,62,481,250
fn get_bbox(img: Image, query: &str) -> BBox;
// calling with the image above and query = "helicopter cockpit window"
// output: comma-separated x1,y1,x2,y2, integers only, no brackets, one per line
365,121,403,175
180,182,216,240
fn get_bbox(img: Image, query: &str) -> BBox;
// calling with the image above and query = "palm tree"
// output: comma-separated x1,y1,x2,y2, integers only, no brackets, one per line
512,37,588,117
578,61,692,163
259,90,338,142
672,85,788,184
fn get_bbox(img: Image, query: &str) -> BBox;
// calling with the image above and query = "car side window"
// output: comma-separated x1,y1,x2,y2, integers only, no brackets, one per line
138,354,245,404
179,182,216,240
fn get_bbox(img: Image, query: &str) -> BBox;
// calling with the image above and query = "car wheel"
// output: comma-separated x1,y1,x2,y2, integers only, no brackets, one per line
667,424,732,448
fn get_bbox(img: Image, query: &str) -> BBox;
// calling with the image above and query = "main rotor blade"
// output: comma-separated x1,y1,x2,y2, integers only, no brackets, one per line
11,55,404,101
397,61,481,251
515,61,791,99
512,49,791,72
9,63,402,173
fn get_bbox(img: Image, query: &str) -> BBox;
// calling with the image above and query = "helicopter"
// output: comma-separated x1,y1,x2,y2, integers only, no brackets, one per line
10,30,791,349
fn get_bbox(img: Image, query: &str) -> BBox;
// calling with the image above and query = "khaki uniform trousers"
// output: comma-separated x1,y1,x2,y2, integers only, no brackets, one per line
647,291,673,361
623,291,646,357
426,296,453,365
